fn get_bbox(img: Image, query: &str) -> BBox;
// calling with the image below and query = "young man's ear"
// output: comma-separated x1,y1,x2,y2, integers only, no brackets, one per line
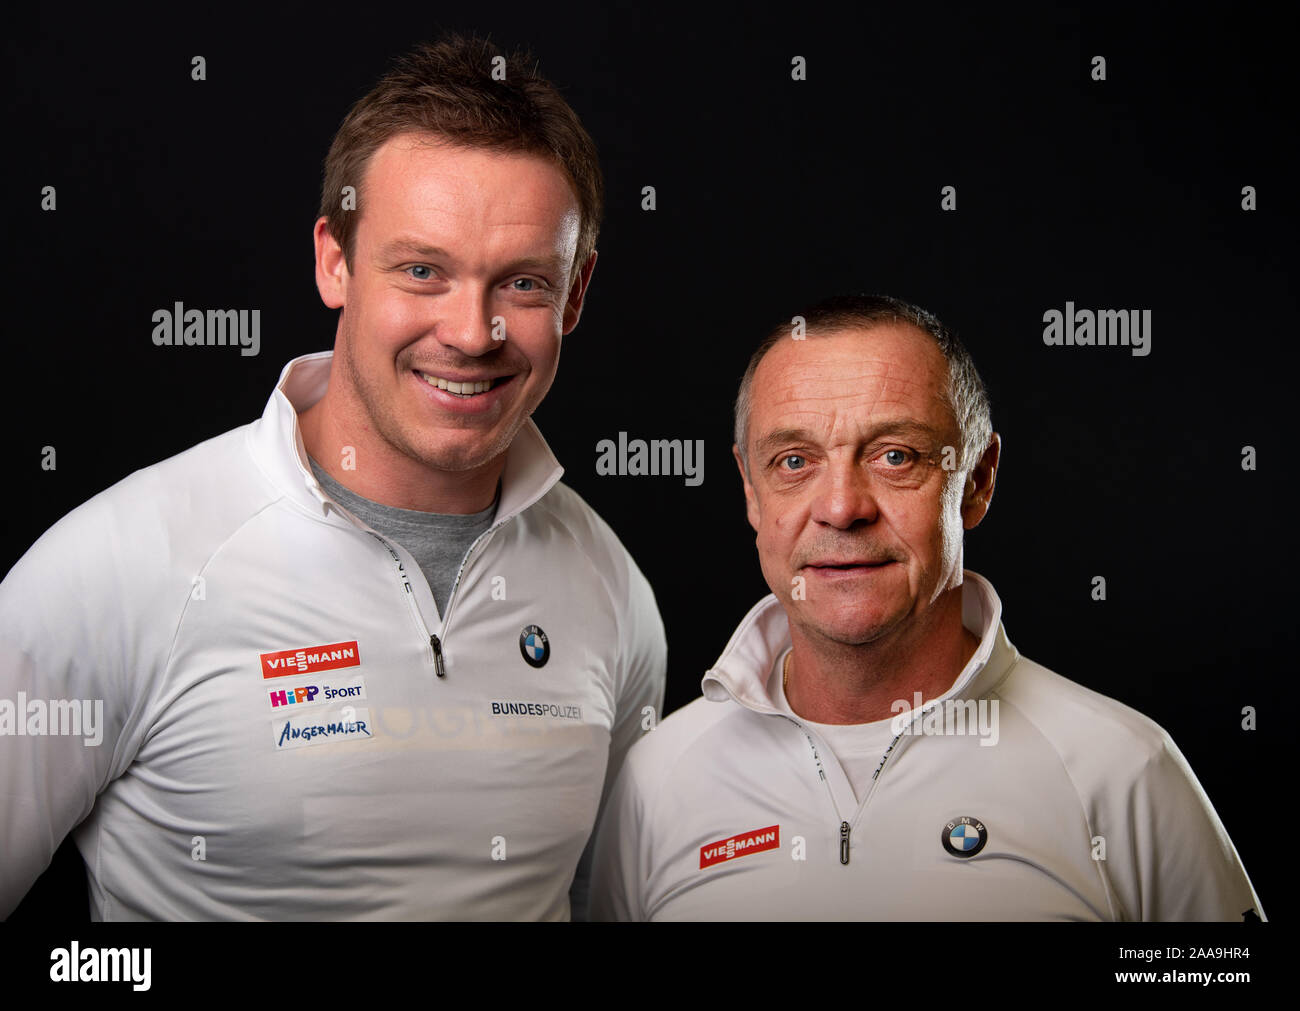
314,217,348,310
961,433,1001,530
562,250,599,334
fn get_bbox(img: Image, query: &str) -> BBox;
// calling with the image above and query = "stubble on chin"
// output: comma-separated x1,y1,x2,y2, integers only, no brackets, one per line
797,608,896,650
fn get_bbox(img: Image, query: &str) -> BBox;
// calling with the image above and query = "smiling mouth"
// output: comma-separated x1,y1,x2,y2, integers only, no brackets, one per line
417,371,509,397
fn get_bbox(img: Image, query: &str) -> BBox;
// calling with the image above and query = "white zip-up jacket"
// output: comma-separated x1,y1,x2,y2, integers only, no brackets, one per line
589,572,1262,921
0,352,666,920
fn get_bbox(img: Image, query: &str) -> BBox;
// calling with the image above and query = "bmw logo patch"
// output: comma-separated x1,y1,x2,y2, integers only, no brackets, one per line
519,625,549,668
941,816,987,858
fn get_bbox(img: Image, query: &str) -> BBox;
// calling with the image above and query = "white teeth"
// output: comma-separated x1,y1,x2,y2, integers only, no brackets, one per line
420,374,495,395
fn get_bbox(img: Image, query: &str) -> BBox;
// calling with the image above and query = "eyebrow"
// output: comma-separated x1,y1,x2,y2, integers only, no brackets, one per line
376,237,567,275
752,420,944,459
377,238,454,261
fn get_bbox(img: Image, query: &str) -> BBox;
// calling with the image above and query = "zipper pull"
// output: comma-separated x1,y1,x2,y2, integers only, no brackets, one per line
430,634,446,678
839,821,851,865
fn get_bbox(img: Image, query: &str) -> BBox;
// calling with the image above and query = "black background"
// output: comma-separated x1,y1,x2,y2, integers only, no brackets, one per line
4,2,1292,926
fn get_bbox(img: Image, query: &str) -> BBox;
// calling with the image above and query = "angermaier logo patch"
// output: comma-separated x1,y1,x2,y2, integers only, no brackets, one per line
260,640,361,679
699,825,780,869
272,706,375,751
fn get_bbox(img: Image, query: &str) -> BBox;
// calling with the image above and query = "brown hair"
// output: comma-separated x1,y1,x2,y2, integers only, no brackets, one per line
318,35,603,277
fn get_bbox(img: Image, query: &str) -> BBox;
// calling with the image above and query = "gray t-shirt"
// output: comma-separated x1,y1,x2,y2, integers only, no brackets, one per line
308,457,497,619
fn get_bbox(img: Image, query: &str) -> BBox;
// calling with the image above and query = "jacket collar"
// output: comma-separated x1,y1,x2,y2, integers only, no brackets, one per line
701,570,1019,714
246,352,564,524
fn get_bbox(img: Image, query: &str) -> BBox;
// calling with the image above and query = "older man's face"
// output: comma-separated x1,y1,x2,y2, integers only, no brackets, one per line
736,324,973,648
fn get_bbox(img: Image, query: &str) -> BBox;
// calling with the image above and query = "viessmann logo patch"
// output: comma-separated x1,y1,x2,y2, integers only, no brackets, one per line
260,641,361,679
699,825,780,869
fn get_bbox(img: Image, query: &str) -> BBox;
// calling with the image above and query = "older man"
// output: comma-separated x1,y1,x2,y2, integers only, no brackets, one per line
589,294,1261,921
0,36,664,921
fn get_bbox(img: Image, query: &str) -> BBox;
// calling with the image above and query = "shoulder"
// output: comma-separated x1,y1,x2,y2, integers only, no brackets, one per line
994,654,1185,794
994,655,1260,920
0,422,284,708
4,422,278,598
998,656,1171,753
529,481,656,605
620,696,745,794
532,482,632,564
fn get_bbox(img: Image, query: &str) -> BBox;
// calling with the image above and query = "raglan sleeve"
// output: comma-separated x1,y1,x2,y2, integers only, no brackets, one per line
1100,728,1264,922
0,500,152,918
568,551,666,921
606,556,667,798
588,739,652,922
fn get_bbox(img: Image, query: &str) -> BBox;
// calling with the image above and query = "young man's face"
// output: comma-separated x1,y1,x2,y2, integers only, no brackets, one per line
736,324,986,650
318,132,594,475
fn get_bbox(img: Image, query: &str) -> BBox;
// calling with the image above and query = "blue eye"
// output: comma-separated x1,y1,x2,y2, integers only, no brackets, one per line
512,278,538,291
883,449,909,466
408,265,433,280
781,455,806,471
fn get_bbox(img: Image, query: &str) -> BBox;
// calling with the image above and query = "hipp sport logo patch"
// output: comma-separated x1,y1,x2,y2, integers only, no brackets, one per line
267,678,366,709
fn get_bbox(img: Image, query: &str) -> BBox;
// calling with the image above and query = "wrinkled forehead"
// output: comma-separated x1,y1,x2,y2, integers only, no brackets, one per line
750,324,956,445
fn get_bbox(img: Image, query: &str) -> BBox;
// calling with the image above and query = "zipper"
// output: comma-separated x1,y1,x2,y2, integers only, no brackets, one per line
705,618,990,871
774,706,910,868
326,488,511,682
430,634,446,678
368,532,439,675
375,515,509,681
427,513,513,675
773,711,854,863
439,516,509,636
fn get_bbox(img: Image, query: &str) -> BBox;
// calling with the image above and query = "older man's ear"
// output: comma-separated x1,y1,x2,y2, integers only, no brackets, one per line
961,433,1001,530
733,444,763,534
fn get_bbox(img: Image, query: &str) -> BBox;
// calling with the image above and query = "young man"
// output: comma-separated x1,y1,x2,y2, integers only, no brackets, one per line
0,36,664,921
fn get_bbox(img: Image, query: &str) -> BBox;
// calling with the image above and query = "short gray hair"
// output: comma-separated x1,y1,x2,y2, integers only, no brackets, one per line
734,294,992,476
